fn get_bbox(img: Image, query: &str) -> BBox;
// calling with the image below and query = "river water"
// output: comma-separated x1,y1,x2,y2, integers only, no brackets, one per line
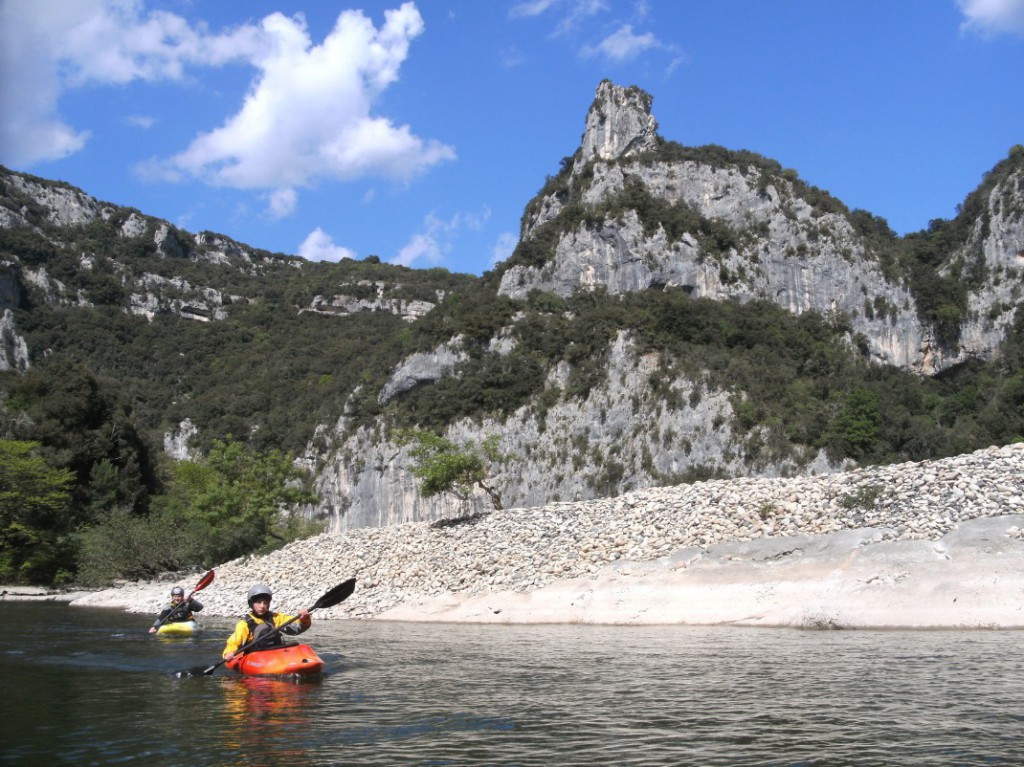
2,602,1023,766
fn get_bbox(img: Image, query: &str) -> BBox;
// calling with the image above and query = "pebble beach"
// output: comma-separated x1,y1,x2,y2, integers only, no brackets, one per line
61,441,1024,629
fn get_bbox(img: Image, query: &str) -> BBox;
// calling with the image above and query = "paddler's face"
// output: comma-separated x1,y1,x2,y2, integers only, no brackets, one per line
251,596,270,616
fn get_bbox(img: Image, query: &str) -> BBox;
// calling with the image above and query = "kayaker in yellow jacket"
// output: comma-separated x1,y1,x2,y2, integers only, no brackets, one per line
149,585,203,633
222,583,311,661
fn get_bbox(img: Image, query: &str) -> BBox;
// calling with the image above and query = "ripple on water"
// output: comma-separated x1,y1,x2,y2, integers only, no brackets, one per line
5,606,1024,766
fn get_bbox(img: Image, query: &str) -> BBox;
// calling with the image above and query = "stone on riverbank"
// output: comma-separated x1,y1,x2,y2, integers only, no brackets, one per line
71,442,1024,629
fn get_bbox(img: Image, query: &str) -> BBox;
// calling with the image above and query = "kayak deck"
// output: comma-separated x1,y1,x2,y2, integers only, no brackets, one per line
156,620,200,636
226,643,324,676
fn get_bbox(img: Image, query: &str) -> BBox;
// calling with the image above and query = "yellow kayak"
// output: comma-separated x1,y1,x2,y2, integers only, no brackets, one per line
156,620,201,636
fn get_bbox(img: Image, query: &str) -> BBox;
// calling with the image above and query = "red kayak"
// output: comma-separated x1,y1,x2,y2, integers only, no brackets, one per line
225,643,324,676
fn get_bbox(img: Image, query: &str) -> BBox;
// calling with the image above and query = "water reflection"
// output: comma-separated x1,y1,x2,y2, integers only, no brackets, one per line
218,674,321,762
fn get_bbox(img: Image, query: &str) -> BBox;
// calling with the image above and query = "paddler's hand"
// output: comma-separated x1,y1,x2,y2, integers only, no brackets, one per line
148,627,157,634
298,608,310,619
223,651,235,661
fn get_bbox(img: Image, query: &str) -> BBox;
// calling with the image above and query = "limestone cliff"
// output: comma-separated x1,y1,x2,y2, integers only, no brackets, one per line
310,330,839,530
310,82,1023,529
945,158,1024,365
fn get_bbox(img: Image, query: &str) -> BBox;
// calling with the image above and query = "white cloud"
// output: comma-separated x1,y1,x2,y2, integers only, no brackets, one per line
393,231,442,267
298,227,356,262
460,206,491,231
509,0,610,36
127,115,156,129
264,187,297,219
581,24,659,61
392,211,451,267
0,0,455,201
390,209,486,268
491,232,518,266
164,4,455,190
500,46,527,67
509,0,561,20
552,0,609,37
957,0,1024,36
0,0,261,165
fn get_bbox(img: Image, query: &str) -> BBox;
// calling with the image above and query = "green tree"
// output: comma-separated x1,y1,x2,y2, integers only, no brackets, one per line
47,431,325,586
76,505,204,586
0,439,75,583
170,435,316,562
399,430,507,511
0,359,157,519
825,389,880,461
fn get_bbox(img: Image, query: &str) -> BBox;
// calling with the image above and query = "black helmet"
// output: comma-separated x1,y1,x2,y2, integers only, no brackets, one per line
171,586,185,597
247,583,273,607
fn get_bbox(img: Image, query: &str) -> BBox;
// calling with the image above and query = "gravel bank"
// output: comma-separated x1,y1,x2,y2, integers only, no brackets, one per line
72,442,1024,627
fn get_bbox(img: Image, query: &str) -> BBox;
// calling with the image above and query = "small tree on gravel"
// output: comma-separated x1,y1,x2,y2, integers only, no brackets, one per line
397,429,507,512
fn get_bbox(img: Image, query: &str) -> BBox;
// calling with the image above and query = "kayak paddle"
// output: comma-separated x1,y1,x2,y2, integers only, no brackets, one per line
175,577,356,678
151,569,215,631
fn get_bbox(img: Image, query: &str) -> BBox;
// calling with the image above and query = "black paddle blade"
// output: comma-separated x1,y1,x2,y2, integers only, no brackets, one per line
174,662,220,678
312,577,356,610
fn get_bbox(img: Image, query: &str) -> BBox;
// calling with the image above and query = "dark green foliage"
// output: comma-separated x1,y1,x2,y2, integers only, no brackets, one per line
75,436,323,585
75,506,203,586
0,440,75,583
824,389,880,460
0,360,158,517
162,435,317,561
0,361,160,584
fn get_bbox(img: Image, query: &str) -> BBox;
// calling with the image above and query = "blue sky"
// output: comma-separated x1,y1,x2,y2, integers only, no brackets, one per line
1,1,1023,276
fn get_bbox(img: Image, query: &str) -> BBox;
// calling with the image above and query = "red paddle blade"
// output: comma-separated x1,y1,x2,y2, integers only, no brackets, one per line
193,569,215,594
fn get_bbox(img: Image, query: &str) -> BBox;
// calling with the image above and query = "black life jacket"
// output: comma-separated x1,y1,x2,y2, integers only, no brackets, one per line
244,612,283,648
165,601,193,622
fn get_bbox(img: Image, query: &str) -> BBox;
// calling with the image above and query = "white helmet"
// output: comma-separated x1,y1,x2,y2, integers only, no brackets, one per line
247,583,272,607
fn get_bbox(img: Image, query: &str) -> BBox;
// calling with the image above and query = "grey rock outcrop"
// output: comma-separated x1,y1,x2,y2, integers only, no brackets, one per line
498,82,1021,376
0,309,29,371
575,81,659,169
305,281,439,323
154,223,187,259
163,419,200,461
948,166,1024,365
312,330,839,530
119,212,149,239
4,173,112,227
378,338,467,403
127,272,228,322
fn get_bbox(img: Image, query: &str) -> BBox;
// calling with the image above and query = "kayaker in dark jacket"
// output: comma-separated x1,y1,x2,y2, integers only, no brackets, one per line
222,583,310,661
149,585,203,633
